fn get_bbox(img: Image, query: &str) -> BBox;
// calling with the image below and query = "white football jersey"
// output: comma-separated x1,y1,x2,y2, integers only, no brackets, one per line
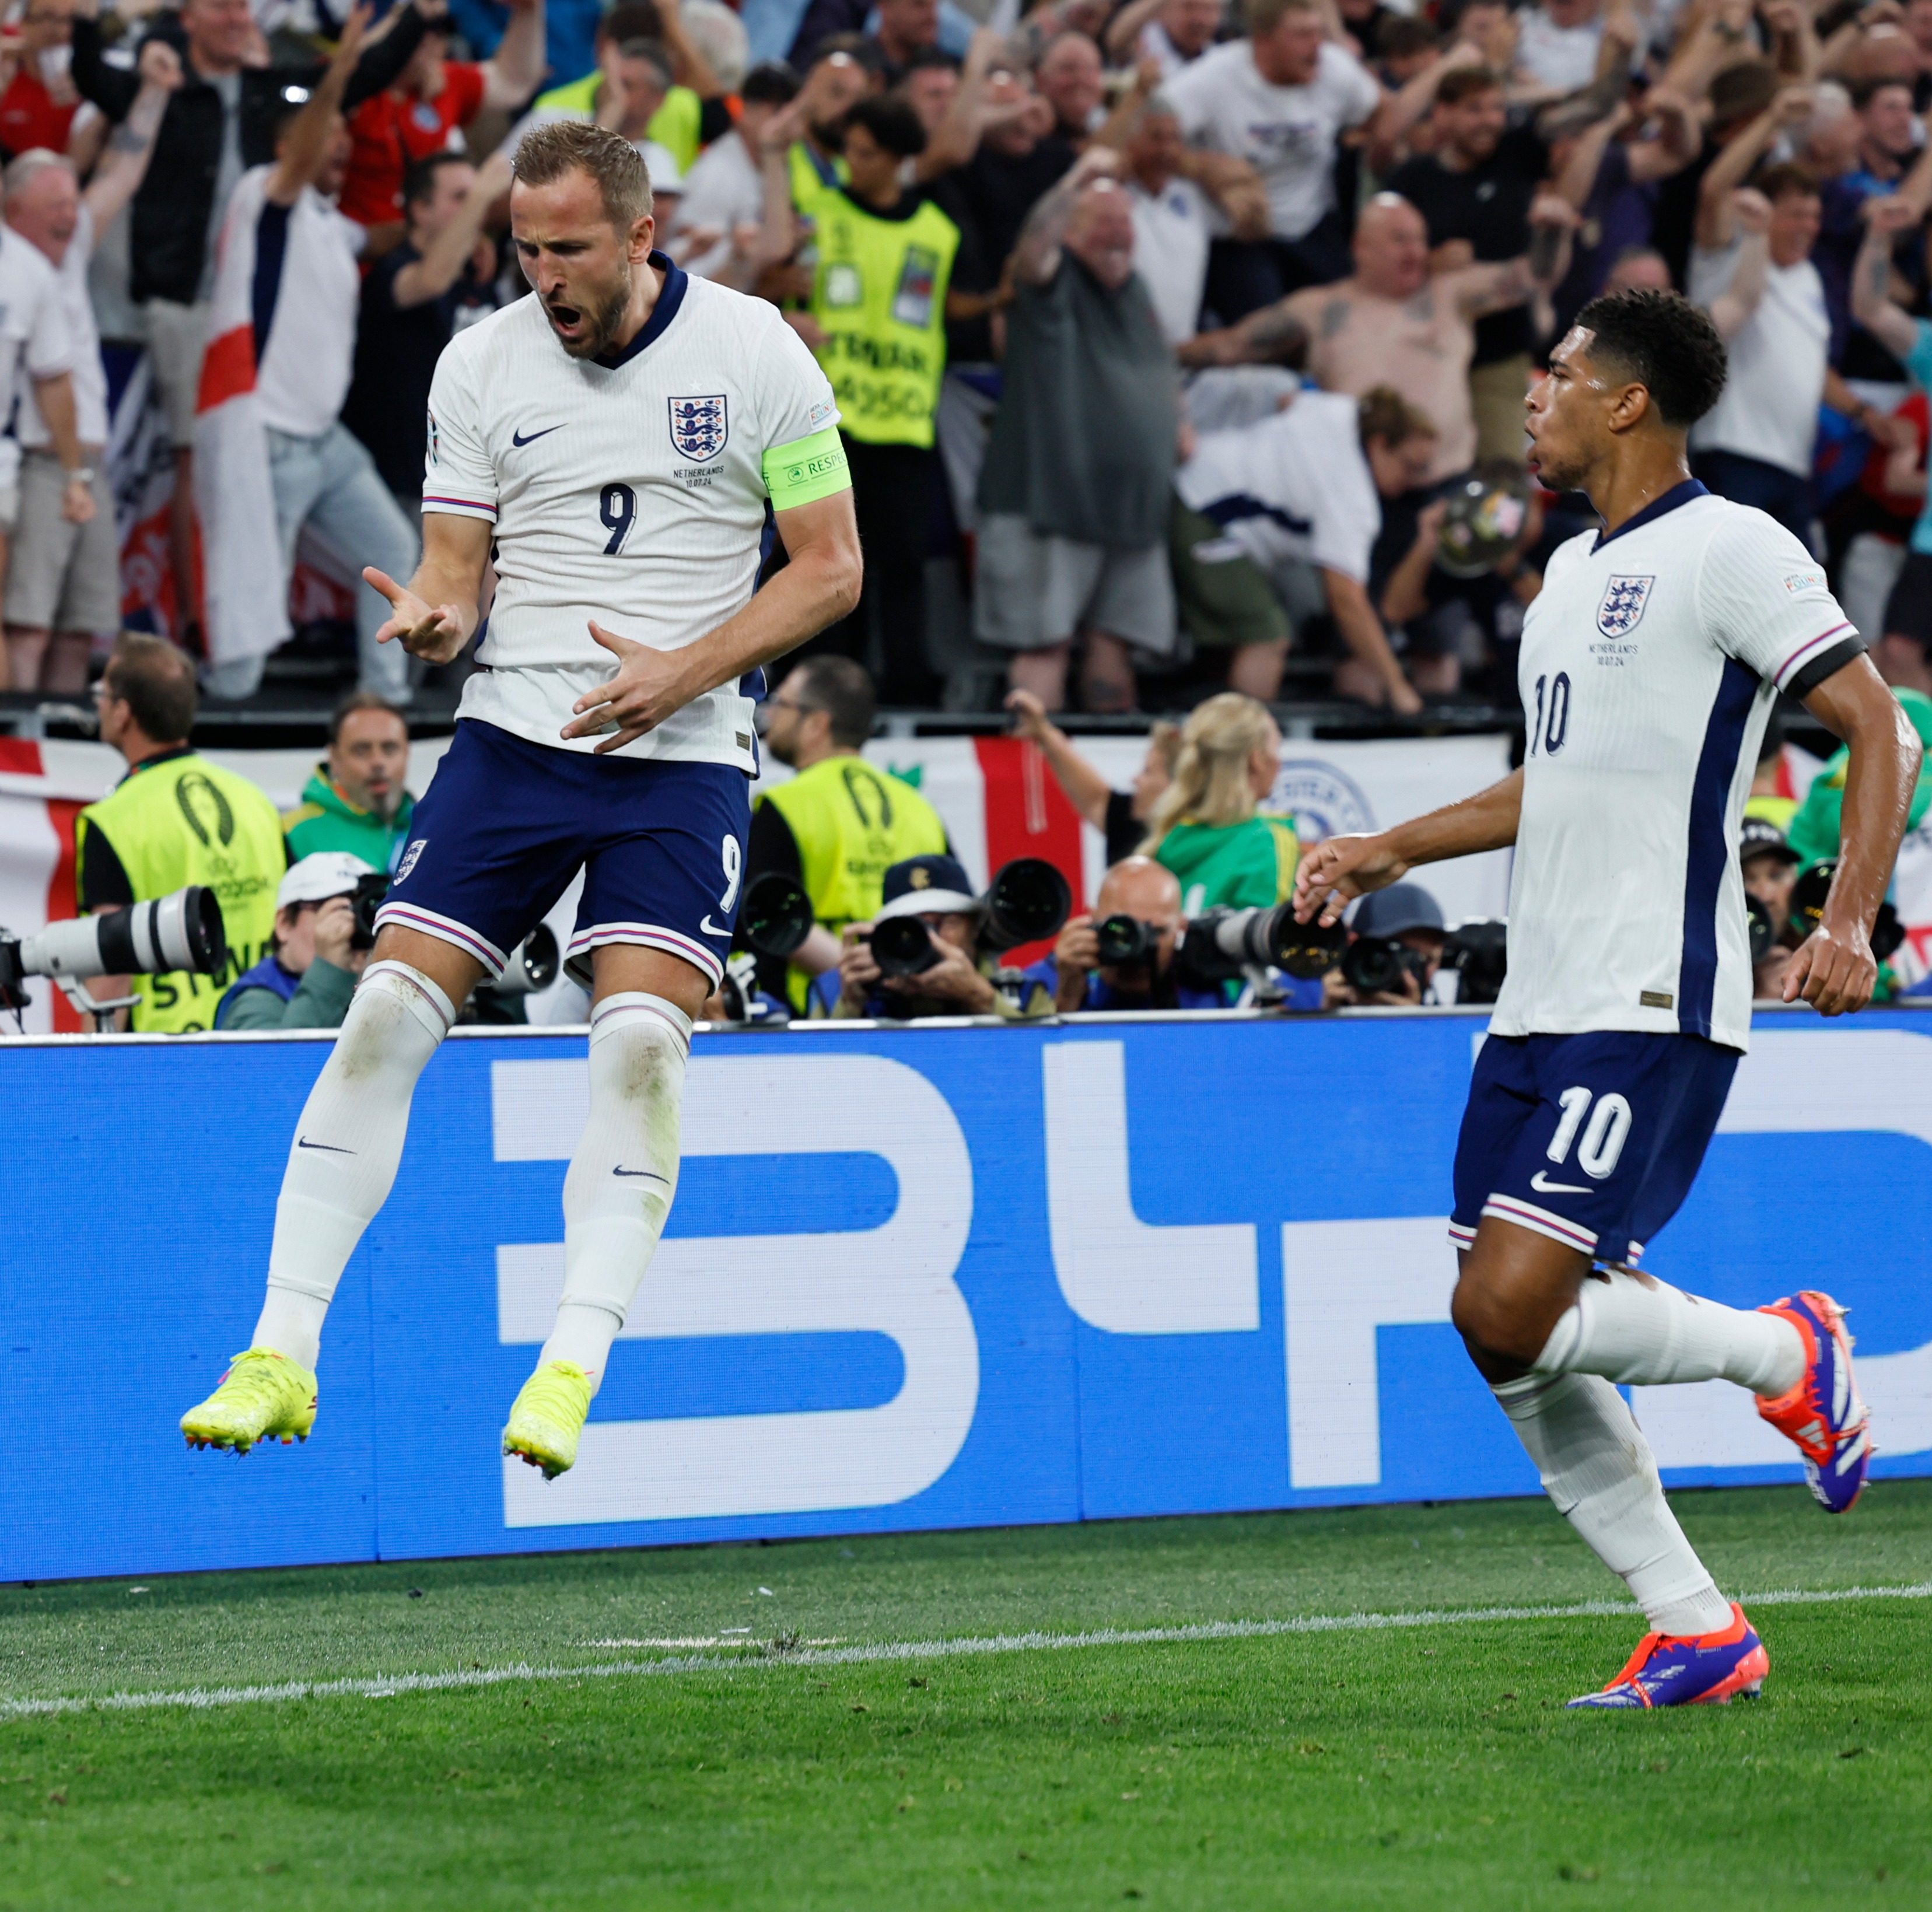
1493,484,1861,1052
424,260,841,769
1174,389,1381,584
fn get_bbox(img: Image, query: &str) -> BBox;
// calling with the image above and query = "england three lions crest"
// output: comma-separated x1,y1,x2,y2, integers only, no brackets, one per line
1597,573,1655,638
668,394,728,461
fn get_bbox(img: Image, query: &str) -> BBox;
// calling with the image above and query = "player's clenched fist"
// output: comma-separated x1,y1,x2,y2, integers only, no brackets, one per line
1781,918,1878,1018
363,567,471,663
563,621,701,753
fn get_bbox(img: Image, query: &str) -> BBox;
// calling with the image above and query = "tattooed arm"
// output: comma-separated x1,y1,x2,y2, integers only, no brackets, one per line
1174,291,1317,369
1850,195,1924,362
1456,194,1578,318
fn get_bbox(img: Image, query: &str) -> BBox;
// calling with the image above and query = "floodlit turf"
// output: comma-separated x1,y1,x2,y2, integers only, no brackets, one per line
1,1485,1927,1910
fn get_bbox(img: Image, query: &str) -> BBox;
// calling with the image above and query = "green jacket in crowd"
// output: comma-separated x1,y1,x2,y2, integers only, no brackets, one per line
282,765,416,873
1150,813,1301,916
1787,687,1932,867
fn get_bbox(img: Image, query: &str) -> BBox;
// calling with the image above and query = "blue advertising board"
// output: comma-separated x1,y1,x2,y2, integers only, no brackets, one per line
5,1011,1930,1582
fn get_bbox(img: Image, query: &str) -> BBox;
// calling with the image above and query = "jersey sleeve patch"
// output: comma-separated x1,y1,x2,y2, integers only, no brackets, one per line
762,427,852,509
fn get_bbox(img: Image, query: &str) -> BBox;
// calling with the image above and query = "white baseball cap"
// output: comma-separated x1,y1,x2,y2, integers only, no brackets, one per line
278,850,376,911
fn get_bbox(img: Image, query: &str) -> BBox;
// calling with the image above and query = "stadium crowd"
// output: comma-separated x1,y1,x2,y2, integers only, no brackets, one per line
7,0,1932,1025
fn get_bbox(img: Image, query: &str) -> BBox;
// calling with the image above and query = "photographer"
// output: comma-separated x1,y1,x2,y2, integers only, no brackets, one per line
752,657,950,1010
1323,881,1445,1007
215,853,376,1031
1741,817,1801,1002
820,853,1052,1020
1030,856,1225,1013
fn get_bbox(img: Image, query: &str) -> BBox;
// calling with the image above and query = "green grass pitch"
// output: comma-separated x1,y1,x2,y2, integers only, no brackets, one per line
1,1482,1927,1910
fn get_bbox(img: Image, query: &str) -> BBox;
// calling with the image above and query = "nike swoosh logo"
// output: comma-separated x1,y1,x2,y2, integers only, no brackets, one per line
298,1137,356,1155
1530,1171,1590,1195
612,1167,669,1182
511,425,562,446
701,915,730,937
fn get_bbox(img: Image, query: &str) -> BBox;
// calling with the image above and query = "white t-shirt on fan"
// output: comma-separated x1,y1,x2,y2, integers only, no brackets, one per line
0,222,74,442
1128,173,1212,346
227,167,365,439
668,129,761,282
15,204,106,449
1687,241,1830,478
1163,39,1380,242
1175,386,1382,583
424,262,839,770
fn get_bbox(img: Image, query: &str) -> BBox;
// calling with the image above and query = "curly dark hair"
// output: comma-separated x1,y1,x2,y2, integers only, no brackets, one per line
1572,288,1728,430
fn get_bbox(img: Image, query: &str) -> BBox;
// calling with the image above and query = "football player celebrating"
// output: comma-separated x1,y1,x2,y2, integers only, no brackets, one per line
182,122,862,1480
1294,289,1922,1709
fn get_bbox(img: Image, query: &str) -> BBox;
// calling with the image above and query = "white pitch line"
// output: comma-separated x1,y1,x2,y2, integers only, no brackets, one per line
2,1581,1926,1724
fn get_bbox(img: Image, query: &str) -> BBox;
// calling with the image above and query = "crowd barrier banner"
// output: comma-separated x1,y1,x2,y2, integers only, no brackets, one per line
6,1011,1931,1583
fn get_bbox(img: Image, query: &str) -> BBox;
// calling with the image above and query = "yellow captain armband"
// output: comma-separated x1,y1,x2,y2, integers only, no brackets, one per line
762,427,852,509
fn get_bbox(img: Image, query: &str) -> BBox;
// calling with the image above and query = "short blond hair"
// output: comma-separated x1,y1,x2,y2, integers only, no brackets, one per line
1246,0,1320,36
512,120,653,229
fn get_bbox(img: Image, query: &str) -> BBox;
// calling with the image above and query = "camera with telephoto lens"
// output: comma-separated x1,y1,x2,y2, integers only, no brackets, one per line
0,885,228,1025
1746,895,1774,965
482,923,561,996
1176,903,1344,987
870,858,1074,979
1439,919,1508,1004
732,872,815,961
1787,860,1904,962
1340,933,1432,997
1095,913,1160,966
349,871,390,951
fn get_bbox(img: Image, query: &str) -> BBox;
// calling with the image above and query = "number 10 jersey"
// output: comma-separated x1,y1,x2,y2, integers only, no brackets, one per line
1494,483,1862,1053
422,255,844,772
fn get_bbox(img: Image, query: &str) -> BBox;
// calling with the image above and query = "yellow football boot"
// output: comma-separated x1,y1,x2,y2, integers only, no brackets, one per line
502,1360,593,1480
181,1348,318,1453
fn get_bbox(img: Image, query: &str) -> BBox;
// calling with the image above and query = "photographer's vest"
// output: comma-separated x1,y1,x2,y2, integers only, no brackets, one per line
758,755,949,1008
809,189,959,449
75,753,284,1032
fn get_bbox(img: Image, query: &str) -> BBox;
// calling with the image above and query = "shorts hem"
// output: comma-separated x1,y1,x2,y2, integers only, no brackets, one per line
566,921,725,987
371,901,509,980
1447,1220,1478,1250
1480,1194,1598,1255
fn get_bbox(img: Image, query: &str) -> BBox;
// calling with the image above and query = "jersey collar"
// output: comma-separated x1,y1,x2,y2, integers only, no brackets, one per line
593,251,687,370
1591,478,1708,553
118,743,195,786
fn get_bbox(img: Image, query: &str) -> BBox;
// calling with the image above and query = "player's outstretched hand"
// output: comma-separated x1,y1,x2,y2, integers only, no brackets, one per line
1290,831,1410,927
564,621,698,753
1781,919,1877,1017
363,567,469,663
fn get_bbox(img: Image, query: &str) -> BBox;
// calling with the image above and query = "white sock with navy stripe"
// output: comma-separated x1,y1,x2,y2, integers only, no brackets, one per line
1533,1267,1804,1397
1494,1371,1735,1638
536,993,692,1394
252,961,454,1371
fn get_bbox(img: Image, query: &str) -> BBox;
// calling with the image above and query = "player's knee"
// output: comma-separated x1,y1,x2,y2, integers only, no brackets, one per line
1450,1274,1547,1370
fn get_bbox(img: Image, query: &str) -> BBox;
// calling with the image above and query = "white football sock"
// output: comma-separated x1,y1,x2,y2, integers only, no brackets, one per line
1532,1266,1804,1398
1495,1371,1735,1638
536,992,691,1394
251,961,453,1370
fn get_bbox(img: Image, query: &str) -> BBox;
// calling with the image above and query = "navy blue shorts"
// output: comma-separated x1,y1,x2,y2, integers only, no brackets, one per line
1449,1031,1740,1268
374,719,751,987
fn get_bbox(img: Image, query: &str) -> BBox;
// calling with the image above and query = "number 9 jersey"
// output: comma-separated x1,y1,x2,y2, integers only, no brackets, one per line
1494,482,1863,1053
421,255,848,772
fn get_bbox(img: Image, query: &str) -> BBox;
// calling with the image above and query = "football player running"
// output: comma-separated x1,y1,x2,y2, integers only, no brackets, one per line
182,122,862,1480
1294,289,1922,1709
